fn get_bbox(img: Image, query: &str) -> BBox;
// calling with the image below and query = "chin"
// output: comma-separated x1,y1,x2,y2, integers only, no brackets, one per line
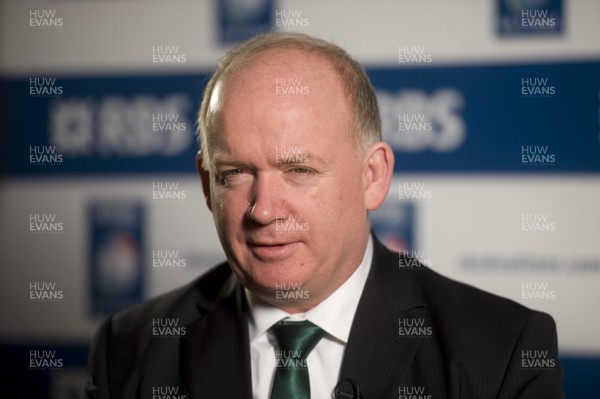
230,251,312,285
251,267,311,291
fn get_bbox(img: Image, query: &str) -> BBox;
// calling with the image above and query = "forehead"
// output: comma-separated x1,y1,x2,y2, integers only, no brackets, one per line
208,48,354,151
217,48,349,115
226,47,342,89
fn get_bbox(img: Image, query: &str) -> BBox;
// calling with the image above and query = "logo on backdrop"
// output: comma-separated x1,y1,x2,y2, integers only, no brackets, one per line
369,195,415,253
497,0,563,36
378,89,466,153
218,0,273,44
89,200,145,315
49,94,193,158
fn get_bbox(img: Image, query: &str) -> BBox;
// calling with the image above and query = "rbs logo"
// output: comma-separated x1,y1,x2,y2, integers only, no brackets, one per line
49,94,193,157
377,89,466,152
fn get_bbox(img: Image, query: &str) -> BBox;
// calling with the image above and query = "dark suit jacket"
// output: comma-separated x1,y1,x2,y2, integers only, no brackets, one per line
83,237,564,398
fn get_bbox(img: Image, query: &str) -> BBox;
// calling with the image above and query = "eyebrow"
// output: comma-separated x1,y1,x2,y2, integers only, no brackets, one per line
210,153,248,172
210,150,328,169
274,151,326,166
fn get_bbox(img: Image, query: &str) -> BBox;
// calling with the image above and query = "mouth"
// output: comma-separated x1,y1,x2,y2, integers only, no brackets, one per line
247,241,300,261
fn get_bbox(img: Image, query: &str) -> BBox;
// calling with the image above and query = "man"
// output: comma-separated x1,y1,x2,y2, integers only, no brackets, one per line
83,32,564,398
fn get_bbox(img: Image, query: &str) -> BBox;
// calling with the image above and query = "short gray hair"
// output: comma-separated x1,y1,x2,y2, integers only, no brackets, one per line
197,32,382,169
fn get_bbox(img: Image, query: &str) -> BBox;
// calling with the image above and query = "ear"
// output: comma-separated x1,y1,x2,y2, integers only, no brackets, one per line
362,142,394,211
196,151,213,212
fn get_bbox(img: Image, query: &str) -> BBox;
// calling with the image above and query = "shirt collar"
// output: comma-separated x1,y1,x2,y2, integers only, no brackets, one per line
246,236,373,344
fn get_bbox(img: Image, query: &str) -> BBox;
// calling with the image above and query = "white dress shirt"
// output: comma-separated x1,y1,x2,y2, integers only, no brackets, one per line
246,236,373,399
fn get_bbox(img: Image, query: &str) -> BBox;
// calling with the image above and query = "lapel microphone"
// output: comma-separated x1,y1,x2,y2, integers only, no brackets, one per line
334,378,361,398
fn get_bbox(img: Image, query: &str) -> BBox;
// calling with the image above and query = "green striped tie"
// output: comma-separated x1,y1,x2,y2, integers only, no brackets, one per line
270,320,325,399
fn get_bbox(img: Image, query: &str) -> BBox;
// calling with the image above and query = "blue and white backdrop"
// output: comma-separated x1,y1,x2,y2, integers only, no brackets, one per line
1,0,599,397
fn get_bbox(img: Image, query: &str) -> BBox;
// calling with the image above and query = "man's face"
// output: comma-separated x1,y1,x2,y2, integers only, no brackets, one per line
203,49,373,311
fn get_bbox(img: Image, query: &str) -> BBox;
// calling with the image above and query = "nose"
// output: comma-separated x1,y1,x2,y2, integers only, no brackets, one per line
247,173,285,225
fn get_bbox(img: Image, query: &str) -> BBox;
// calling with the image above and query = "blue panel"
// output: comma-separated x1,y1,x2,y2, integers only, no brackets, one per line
368,62,600,172
2,61,599,176
560,356,600,399
0,343,89,398
0,342,597,397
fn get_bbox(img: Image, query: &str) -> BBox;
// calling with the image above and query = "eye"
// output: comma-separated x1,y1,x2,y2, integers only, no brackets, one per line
216,169,247,187
291,167,312,174
287,167,317,180
223,169,243,176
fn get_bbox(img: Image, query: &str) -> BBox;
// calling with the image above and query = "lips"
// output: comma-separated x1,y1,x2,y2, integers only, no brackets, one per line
247,240,299,261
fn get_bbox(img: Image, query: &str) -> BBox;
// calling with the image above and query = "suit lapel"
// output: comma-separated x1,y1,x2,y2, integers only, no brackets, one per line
179,237,429,398
340,238,429,398
182,276,252,398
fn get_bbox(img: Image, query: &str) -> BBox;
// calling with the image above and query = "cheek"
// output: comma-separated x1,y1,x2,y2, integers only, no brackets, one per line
299,189,344,232
330,167,364,204
211,187,248,227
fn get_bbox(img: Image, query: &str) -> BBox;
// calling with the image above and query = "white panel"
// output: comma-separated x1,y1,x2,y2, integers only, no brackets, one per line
1,175,599,356
0,177,224,342
1,0,599,76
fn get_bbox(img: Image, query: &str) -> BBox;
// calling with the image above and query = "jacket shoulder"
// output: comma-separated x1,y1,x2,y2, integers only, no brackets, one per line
416,265,561,395
418,266,540,330
375,238,555,355
110,261,232,338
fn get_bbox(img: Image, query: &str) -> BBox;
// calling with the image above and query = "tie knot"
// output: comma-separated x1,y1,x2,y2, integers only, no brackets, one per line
270,320,325,359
